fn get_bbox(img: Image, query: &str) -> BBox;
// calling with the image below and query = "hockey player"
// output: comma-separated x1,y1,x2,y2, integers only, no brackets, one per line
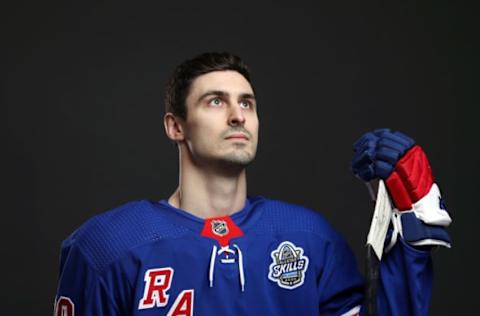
54,52,451,315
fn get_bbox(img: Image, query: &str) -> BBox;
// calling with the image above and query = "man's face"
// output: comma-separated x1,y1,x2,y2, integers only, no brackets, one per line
181,70,259,169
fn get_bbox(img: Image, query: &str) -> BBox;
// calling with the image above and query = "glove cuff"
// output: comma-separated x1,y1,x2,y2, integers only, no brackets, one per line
413,183,452,226
400,212,452,248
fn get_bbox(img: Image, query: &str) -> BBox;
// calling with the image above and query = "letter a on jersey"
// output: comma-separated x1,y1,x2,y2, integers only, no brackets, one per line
167,290,194,316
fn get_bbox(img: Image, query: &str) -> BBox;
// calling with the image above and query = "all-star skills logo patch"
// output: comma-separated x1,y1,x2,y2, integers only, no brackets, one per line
268,241,309,290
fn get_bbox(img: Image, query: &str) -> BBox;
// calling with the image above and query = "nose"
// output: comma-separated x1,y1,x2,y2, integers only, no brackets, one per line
228,104,246,127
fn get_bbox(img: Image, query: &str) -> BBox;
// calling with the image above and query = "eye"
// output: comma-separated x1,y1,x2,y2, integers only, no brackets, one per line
208,98,223,107
240,100,252,109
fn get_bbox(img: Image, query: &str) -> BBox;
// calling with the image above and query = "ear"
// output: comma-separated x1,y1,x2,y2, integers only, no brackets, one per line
164,112,185,142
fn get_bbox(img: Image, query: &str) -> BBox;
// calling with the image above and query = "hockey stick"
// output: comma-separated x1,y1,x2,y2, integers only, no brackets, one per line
364,181,379,316
365,244,379,316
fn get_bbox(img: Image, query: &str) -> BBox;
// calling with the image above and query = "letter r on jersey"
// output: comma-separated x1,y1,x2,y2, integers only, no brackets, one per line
55,296,74,316
138,267,174,309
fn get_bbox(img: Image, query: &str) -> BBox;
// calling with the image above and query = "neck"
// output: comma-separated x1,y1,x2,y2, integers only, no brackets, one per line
168,148,248,219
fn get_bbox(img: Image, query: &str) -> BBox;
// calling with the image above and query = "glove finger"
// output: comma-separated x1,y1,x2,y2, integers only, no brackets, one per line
353,139,377,157
373,128,392,137
377,137,411,154
375,146,402,165
373,128,415,147
352,156,375,180
374,160,395,179
356,164,376,181
352,148,375,170
392,131,415,148
353,132,378,152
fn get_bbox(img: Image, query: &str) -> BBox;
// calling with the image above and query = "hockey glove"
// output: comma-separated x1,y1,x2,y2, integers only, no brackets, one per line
352,128,452,248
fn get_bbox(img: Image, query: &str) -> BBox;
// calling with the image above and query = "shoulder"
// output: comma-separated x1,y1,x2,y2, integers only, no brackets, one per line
253,197,343,241
61,200,189,272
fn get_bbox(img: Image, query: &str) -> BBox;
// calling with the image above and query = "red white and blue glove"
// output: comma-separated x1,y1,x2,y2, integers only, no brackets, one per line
352,128,452,248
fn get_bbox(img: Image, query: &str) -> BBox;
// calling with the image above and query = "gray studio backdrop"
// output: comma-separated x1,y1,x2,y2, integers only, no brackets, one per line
2,1,476,315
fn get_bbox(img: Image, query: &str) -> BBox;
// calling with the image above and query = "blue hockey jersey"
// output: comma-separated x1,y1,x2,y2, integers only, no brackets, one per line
54,196,432,315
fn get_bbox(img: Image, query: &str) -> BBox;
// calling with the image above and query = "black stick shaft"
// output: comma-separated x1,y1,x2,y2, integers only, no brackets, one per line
365,244,379,316
365,181,379,316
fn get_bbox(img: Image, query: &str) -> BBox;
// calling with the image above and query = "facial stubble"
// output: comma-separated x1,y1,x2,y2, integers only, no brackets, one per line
222,142,256,167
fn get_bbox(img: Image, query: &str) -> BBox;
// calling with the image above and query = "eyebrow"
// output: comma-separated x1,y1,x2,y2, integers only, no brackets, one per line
196,90,256,103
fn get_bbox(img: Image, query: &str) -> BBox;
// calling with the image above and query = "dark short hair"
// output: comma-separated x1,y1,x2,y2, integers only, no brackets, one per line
165,52,253,119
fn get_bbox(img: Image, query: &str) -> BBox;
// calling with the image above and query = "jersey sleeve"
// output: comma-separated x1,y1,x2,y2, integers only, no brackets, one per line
53,239,123,316
375,239,433,316
315,230,433,316
317,238,365,316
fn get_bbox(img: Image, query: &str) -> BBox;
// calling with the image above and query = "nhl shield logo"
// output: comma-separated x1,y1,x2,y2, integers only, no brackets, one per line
268,241,309,290
211,219,229,237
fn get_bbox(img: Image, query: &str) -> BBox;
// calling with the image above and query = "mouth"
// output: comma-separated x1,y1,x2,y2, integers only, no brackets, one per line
225,133,249,140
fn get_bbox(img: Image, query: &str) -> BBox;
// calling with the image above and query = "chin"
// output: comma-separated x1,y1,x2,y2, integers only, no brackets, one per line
222,151,255,167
